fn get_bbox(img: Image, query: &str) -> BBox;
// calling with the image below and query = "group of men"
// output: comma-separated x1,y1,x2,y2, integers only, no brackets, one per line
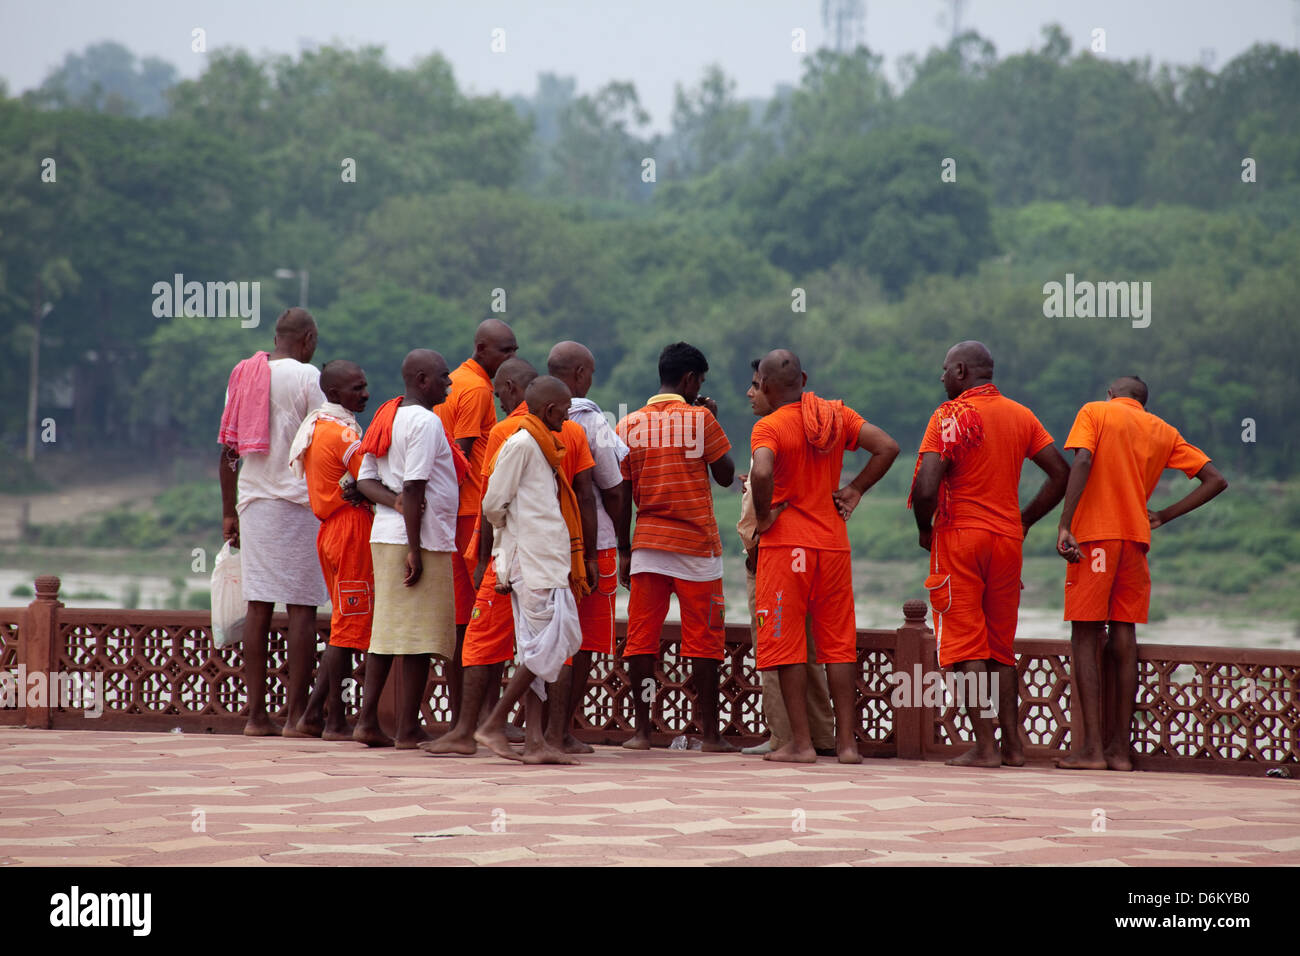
219,309,1226,769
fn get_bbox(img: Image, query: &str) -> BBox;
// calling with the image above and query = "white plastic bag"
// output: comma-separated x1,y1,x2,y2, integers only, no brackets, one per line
211,541,247,648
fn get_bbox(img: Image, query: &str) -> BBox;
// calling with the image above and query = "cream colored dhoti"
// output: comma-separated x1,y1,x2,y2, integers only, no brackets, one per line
369,543,455,658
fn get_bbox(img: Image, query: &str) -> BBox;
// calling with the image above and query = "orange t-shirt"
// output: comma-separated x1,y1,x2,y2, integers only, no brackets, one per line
616,396,731,557
750,399,866,551
1065,397,1210,546
435,359,497,516
301,416,364,522
918,387,1054,539
480,404,594,488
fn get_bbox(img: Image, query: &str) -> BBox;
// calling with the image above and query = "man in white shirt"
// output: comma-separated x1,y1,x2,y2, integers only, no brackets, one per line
352,350,459,749
547,340,628,753
219,308,328,736
475,376,586,765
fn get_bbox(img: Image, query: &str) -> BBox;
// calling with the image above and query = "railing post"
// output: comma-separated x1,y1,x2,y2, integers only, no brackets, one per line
21,575,62,729
893,599,933,760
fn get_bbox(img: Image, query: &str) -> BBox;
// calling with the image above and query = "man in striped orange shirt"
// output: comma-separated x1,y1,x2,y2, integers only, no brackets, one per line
615,342,736,751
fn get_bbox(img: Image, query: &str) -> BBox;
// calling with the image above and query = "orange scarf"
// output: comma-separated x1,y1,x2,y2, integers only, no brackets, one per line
518,413,589,596
358,396,470,483
908,383,998,525
800,391,845,451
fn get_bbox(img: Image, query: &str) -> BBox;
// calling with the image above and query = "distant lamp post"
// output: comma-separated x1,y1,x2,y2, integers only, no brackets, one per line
274,268,309,309
25,301,53,462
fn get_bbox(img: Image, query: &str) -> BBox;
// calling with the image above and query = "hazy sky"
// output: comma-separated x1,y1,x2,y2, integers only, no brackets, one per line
2,0,1295,130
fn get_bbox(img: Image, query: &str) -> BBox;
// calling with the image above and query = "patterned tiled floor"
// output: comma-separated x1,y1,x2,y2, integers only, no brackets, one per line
1,728,1297,866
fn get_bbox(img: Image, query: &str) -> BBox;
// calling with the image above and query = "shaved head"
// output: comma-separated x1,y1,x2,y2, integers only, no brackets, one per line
525,375,572,431
275,307,316,340
472,319,519,377
401,349,442,385
320,359,363,394
947,341,994,377
757,349,803,389
495,357,538,390
547,340,595,398
1110,375,1149,406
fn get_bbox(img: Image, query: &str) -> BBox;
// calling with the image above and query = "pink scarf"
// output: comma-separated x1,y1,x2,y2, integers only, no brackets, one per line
217,352,271,454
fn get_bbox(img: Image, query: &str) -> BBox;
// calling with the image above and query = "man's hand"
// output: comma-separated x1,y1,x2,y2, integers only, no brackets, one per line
472,560,485,592
585,557,598,594
754,501,788,536
1057,526,1082,563
918,527,932,552
403,549,423,587
696,395,719,417
222,514,240,550
745,545,757,574
618,549,632,590
1148,508,1164,530
832,484,862,520
342,482,369,508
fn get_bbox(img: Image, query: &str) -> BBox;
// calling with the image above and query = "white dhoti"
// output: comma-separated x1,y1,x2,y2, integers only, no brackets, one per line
509,571,582,701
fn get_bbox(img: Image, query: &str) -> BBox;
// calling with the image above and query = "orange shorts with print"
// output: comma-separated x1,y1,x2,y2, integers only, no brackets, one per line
577,548,617,655
754,546,856,670
1064,539,1150,624
926,528,1022,668
461,559,514,667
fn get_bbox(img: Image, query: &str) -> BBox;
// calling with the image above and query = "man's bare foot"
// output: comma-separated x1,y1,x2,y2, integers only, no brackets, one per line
394,727,434,750
1001,743,1026,767
284,718,321,739
522,745,581,765
837,744,862,764
352,724,394,748
1056,751,1107,770
764,742,817,763
504,724,526,744
475,727,524,761
422,731,477,756
945,746,1001,768
243,715,281,737
1104,749,1134,772
321,726,354,742
561,734,595,754
621,734,652,751
701,737,739,753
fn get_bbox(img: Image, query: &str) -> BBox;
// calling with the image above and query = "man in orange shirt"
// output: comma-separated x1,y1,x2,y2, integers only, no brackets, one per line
615,342,736,751
424,358,598,756
911,341,1068,768
750,350,900,763
436,319,518,723
1056,376,1227,771
286,360,388,740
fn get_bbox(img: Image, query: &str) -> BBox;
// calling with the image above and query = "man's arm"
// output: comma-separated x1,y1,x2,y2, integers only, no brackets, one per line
911,452,946,551
750,447,788,534
219,445,240,548
356,479,399,511
1022,444,1069,535
475,509,493,591
574,467,598,588
455,436,476,460
401,479,426,586
833,422,900,520
1055,448,1093,562
615,478,633,589
1150,462,1228,529
600,479,627,528
708,452,735,488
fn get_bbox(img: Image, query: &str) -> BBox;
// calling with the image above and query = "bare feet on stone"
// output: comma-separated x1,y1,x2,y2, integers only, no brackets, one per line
243,715,282,737
945,746,1001,768
837,744,863,764
321,727,354,742
561,734,595,755
352,724,393,748
1056,751,1107,770
522,745,581,765
422,731,478,756
621,733,652,751
1104,748,1135,772
394,727,434,750
475,727,524,761
764,742,817,763
701,737,739,753
504,724,526,744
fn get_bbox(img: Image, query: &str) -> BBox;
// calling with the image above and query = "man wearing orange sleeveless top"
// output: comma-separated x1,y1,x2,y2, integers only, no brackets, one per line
435,319,518,723
424,358,597,757
286,360,387,740
749,350,900,763
615,342,736,752
911,341,1068,768
1056,376,1227,771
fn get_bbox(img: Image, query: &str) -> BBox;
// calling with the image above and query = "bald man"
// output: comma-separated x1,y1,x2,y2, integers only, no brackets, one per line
352,350,459,748
436,319,518,724
547,341,628,753
911,341,1068,768
425,359,597,756
749,350,900,763
1056,376,1226,771
219,307,329,735
287,360,377,739
475,376,588,765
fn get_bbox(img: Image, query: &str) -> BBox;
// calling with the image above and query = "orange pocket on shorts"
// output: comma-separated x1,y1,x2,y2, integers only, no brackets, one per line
337,580,372,617
709,595,725,628
924,574,951,615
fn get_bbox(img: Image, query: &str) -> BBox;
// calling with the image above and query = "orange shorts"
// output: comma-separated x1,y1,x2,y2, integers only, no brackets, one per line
462,559,514,667
754,546,856,669
451,513,477,626
926,528,1022,668
624,573,724,660
317,507,374,650
577,548,617,654
1064,539,1150,624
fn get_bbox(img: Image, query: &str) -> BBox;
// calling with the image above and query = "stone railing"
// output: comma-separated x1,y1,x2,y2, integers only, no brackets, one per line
1,576,1296,775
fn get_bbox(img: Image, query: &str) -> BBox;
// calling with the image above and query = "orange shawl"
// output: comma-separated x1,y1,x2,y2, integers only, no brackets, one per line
907,383,998,524
358,396,470,483
518,413,589,596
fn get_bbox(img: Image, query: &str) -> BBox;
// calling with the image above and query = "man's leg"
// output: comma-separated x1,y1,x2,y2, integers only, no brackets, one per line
621,572,672,749
539,667,581,762
690,657,737,752
284,603,318,730
242,599,277,735
393,654,433,749
622,655,656,749
476,660,542,762
423,663,491,755
993,660,1022,766
295,644,350,738
677,577,735,752
559,652,596,754
1103,622,1138,771
322,646,353,739
945,659,1001,767
825,661,861,764
765,664,815,763
805,551,858,761
1058,621,1108,769
353,652,394,747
